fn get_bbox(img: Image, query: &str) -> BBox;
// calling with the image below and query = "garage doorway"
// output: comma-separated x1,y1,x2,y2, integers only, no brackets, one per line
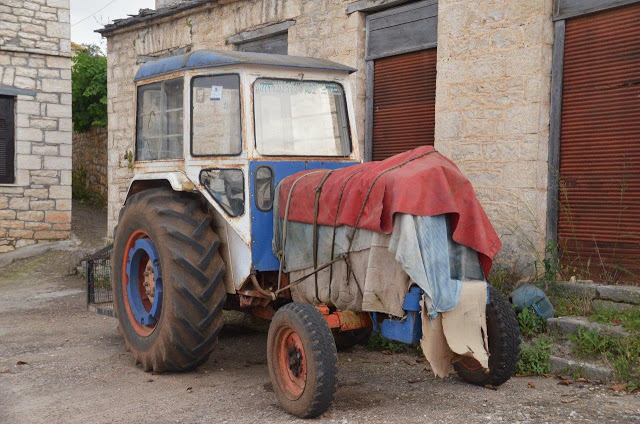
365,0,438,161
551,2,640,283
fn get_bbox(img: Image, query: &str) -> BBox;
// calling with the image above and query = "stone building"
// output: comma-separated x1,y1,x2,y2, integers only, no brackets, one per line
99,0,640,281
0,0,72,253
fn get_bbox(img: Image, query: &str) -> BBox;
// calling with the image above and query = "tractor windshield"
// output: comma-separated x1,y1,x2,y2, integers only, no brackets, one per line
253,79,351,157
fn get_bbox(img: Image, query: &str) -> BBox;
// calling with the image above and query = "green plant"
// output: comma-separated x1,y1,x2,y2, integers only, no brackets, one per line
568,327,640,388
72,165,106,206
516,335,553,375
551,294,593,317
517,307,546,339
534,240,563,290
72,45,107,133
568,328,616,360
589,307,640,333
488,265,523,298
366,333,415,354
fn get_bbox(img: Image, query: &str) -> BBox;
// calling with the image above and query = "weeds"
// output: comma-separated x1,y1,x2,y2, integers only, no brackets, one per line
533,241,563,291
589,307,640,334
72,165,106,206
568,327,640,388
516,335,553,375
551,294,593,317
366,333,418,354
488,265,523,298
517,307,547,339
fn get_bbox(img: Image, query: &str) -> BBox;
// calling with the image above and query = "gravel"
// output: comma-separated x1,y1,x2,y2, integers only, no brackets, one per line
1,250,639,423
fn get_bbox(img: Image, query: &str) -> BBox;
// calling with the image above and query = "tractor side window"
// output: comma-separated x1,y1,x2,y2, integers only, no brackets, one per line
136,78,184,161
200,168,245,217
191,74,242,156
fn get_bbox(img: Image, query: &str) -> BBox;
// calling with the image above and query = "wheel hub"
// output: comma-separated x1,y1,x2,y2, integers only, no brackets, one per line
287,345,303,377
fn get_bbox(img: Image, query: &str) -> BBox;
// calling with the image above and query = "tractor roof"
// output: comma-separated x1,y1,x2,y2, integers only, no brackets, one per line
134,50,357,81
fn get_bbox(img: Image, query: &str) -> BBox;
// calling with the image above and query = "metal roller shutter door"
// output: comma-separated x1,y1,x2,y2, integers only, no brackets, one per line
372,48,437,161
558,4,640,283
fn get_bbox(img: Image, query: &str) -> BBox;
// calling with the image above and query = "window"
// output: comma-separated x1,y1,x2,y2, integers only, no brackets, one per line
191,75,242,156
254,79,351,157
200,169,245,217
0,96,15,184
136,78,184,161
254,166,274,211
238,33,288,55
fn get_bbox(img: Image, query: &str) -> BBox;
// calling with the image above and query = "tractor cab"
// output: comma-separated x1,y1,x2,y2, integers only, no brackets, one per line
129,50,361,290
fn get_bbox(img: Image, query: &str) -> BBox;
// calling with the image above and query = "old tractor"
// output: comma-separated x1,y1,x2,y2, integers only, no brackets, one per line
112,50,520,418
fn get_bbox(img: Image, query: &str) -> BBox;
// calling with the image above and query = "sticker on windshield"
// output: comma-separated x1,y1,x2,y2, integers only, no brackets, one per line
210,86,223,101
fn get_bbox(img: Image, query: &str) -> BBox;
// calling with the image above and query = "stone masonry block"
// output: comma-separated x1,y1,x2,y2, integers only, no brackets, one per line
30,200,55,210
44,155,71,170
17,210,44,221
45,130,71,144
48,185,70,199
45,210,70,223
34,230,68,240
597,285,640,306
25,221,51,230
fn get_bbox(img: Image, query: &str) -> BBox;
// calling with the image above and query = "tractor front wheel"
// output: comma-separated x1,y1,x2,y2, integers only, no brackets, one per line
112,188,227,372
267,303,338,418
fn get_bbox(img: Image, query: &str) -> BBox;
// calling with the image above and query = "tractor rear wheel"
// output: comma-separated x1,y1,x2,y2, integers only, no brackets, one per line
112,188,227,372
454,286,521,386
267,303,338,418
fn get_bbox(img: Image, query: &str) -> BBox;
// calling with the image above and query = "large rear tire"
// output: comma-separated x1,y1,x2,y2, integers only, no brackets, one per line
454,286,520,386
112,188,227,372
267,303,338,418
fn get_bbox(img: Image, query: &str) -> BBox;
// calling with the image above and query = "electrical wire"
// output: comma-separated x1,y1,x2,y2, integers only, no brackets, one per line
71,0,119,27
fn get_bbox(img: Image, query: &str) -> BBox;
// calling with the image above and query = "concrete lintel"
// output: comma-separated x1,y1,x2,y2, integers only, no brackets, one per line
226,20,295,45
0,85,36,97
346,0,416,14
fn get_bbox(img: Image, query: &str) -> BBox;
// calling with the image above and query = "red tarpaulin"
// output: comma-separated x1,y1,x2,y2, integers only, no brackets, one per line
278,146,502,275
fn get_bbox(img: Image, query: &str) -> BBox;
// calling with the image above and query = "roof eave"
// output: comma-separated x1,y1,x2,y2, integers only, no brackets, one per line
96,0,219,37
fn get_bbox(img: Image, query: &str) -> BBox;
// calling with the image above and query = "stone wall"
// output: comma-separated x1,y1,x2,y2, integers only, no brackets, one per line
72,127,108,200
104,0,365,236
0,0,72,253
0,0,71,57
435,0,554,269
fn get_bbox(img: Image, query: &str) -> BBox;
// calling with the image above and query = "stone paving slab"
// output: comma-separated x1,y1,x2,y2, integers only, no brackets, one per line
597,285,640,305
547,316,630,339
549,355,614,382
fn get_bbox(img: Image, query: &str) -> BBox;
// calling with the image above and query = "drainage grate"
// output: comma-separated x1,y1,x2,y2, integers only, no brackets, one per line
86,244,115,318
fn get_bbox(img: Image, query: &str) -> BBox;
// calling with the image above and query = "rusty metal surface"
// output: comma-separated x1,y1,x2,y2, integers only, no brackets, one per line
558,3,640,284
316,305,373,331
372,49,437,161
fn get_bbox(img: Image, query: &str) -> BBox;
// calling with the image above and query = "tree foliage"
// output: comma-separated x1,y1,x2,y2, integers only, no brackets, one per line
72,45,107,133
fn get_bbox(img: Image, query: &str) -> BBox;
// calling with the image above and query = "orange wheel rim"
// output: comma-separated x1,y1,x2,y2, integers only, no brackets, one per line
121,229,157,337
274,326,307,400
459,357,483,371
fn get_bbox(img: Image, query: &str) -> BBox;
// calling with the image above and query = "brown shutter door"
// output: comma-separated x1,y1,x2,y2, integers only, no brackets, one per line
558,4,640,284
0,96,15,184
372,48,437,161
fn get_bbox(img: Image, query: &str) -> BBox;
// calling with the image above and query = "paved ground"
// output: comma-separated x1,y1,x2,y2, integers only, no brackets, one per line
0,204,639,423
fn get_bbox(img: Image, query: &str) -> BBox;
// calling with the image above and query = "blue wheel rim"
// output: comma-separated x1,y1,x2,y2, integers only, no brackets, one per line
125,238,163,326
